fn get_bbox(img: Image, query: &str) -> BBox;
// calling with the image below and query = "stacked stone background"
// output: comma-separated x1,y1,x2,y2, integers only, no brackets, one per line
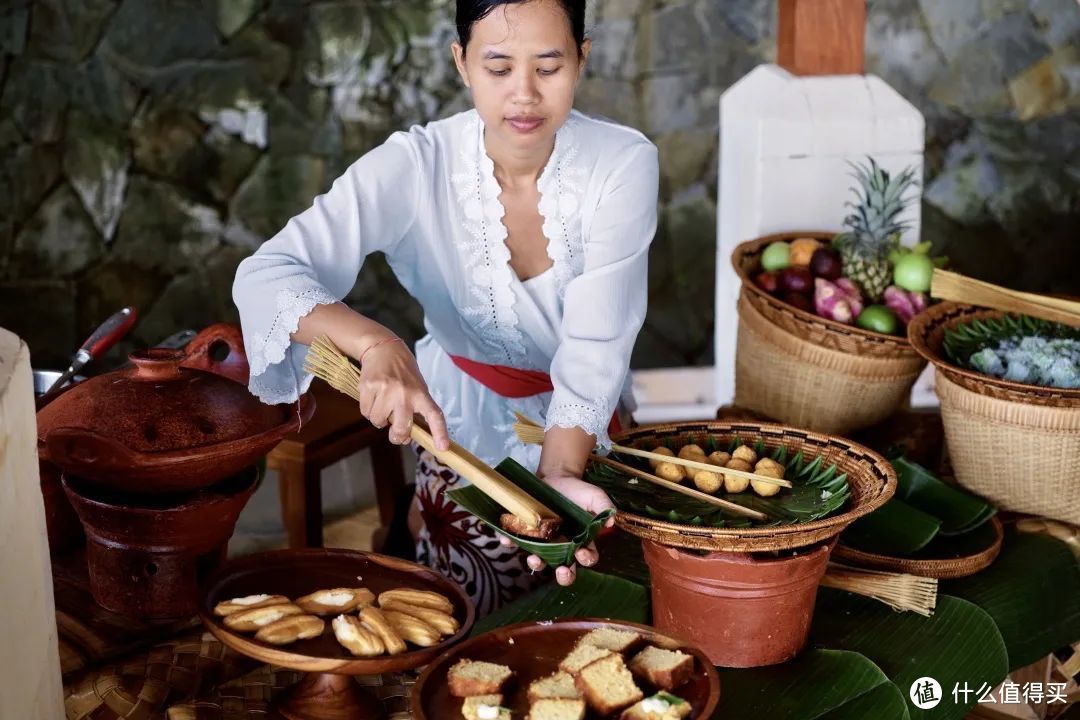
0,0,1076,371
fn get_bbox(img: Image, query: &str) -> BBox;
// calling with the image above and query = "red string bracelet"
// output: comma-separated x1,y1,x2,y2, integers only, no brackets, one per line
359,336,405,365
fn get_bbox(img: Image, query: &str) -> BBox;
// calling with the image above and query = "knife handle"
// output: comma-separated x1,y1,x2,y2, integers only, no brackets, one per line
80,307,138,360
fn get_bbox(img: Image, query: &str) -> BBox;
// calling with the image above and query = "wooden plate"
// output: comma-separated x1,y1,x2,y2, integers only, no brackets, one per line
411,618,721,719
199,548,475,674
834,516,1005,579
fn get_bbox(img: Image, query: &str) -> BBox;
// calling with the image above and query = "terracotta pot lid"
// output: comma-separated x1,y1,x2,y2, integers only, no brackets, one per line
37,348,284,454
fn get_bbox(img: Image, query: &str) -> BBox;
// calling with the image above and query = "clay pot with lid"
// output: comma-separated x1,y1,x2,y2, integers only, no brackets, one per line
37,347,314,494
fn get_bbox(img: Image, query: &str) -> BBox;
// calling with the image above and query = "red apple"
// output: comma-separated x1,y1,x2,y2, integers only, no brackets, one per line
754,271,780,294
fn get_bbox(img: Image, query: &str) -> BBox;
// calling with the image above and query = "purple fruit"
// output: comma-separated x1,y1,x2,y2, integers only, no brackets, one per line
782,292,814,313
779,267,813,294
810,248,843,280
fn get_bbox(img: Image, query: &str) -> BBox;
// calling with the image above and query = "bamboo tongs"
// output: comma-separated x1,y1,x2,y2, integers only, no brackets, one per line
511,413,772,522
304,336,559,531
931,269,1080,327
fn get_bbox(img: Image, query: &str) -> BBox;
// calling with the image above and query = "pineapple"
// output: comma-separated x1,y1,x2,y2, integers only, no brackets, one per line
832,158,919,302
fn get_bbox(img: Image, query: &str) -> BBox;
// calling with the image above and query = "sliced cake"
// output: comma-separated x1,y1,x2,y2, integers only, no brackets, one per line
628,646,695,691
527,671,581,702
526,698,586,720
620,692,693,719
578,627,642,654
559,642,613,675
461,694,509,720
575,653,643,715
448,659,514,697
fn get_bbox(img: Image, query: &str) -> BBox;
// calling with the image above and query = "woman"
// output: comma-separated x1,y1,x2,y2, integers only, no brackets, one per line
233,0,659,616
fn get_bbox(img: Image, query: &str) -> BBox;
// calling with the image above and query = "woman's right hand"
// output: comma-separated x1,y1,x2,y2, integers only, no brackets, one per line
353,336,450,451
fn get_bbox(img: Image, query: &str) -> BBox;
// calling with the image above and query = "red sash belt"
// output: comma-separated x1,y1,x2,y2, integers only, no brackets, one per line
449,354,622,435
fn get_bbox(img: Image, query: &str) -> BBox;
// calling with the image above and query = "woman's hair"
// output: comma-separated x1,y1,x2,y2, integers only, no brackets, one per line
456,0,586,56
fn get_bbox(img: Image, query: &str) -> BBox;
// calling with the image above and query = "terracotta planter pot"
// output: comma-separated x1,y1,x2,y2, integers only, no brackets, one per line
642,536,836,667
62,467,260,619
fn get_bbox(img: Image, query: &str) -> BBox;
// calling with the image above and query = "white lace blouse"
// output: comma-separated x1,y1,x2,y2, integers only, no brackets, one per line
232,108,659,469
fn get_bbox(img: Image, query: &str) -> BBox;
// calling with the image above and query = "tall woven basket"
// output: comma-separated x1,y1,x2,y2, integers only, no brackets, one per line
732,233,927,435
909,302,1080,526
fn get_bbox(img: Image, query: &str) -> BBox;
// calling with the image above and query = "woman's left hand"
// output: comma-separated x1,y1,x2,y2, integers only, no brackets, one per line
499,475,615,586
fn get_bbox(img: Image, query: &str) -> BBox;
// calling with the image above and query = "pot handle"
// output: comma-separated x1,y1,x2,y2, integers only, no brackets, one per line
181,323,250,385
44,427,140,469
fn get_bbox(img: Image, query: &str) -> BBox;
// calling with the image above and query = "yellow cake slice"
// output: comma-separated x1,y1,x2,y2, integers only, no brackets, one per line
526,698,586,720
558,642,613,675
577,627,641,653
575,653,643,715
527,671,581,702
462,694,509,720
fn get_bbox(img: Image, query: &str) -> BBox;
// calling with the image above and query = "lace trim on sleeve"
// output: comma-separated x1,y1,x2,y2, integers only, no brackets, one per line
545,399,613,452
248,286,339,379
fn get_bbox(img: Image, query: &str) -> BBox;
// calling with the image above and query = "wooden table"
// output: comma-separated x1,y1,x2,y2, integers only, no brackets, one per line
267,378,408,549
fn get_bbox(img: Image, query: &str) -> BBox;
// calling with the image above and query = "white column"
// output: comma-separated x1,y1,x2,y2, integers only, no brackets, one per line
0,328,65,719
715,64,927,407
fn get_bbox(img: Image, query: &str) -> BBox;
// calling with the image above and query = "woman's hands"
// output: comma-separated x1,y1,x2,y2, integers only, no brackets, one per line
500,474,615,586
354,334,450,451
292,302,451,452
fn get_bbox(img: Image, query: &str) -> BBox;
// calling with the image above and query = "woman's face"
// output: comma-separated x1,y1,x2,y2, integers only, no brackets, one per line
453,0,589,155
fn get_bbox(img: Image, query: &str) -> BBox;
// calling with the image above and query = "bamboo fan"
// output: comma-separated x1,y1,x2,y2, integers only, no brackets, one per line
821,564,938,617
932,269,1080,327
512,415,791,489
304,336,559,531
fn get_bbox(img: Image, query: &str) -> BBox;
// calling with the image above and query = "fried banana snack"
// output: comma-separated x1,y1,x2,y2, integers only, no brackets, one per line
332,614,385,657
382,609,441,647
377,588,453,614
294,587,375,615
213,594,290,617
359,606,407,655
254,615,325,645
223,603,304,633
378,599,459,636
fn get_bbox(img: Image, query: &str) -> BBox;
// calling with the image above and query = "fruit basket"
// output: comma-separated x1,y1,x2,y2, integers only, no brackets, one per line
908,302,1080,525
733,233,926,435
730,159,934,435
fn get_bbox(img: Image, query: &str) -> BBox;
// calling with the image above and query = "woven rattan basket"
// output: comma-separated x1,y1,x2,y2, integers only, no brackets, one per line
833,516,1005,579
608,421,896,552
732,233,927,435
908,302,1080,525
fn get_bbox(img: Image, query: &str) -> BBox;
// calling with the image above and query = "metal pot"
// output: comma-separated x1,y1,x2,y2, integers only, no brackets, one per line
33,370,85,397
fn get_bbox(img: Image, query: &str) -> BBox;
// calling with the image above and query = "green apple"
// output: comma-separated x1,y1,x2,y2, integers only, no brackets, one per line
893,253,934,293
761,241,791,272
856,305,900,335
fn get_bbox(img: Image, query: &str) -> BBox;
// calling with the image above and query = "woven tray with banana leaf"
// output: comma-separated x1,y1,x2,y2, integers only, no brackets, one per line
585,421,895,553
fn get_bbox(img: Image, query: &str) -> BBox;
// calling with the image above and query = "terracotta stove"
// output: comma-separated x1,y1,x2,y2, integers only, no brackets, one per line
62,467,260,618
35,326,314,619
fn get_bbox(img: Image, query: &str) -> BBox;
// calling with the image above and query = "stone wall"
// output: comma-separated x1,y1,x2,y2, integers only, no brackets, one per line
1,0,1076,371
